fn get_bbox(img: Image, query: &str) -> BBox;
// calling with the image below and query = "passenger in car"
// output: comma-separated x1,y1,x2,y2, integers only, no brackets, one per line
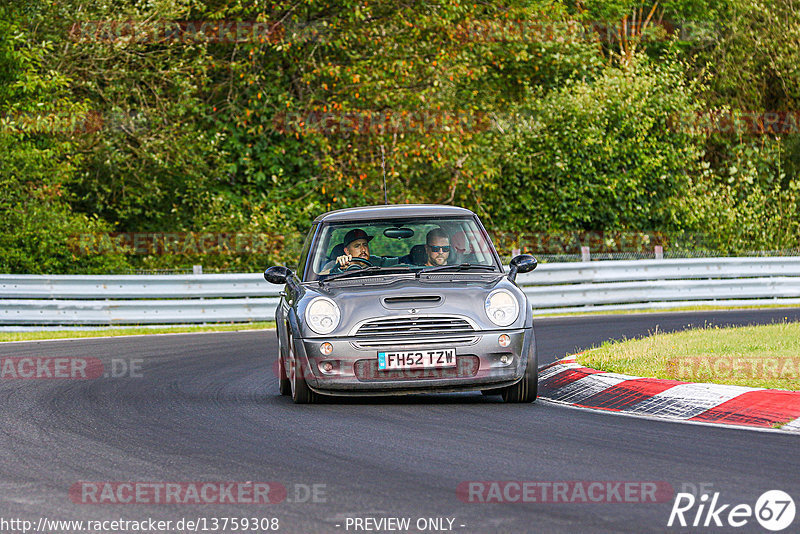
424,228,451,266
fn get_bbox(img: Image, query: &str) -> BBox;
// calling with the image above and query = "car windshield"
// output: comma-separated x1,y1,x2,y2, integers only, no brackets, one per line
304,217,501,282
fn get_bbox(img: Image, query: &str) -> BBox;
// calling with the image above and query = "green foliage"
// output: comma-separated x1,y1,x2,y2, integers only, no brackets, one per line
0,6,128,273
249,0,604,209
1,0,799,272
698,0,800,111
683,139,800,252
478,55,706,234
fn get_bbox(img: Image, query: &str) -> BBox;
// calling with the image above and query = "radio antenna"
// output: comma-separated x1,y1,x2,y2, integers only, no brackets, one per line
380,143,388,205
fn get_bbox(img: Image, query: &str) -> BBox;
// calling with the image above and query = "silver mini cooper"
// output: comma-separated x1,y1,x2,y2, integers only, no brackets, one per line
264,204,538,403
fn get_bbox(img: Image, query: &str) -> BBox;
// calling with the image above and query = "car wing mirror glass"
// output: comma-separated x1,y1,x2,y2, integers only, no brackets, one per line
264,265,293,284
508,254,537,282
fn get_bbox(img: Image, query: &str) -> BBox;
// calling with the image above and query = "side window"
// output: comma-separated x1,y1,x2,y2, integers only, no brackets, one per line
328,228,348,256
296,223,318,280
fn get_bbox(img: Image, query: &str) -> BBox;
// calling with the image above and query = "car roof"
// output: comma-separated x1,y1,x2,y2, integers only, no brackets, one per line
313,204,476,223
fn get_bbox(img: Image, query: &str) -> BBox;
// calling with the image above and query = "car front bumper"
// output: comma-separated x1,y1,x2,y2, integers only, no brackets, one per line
291,328,534,395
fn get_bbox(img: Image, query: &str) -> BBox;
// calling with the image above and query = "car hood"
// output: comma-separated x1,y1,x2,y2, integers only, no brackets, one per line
297,274,529,337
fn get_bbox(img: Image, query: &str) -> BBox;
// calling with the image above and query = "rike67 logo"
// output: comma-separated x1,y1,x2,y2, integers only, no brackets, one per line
668,490,796,531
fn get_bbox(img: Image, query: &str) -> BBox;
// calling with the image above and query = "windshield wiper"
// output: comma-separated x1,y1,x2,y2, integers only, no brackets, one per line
321,266,411,284
416,263,498,277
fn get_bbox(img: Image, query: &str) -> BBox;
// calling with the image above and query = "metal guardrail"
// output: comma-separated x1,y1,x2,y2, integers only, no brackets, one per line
515,257,800,313
0,273,271,299
2,257,800,325
0,274,276,325
518,257,800,284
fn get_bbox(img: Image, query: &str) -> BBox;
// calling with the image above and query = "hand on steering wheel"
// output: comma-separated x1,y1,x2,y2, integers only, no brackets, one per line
344,256,373,270
334,254,373,271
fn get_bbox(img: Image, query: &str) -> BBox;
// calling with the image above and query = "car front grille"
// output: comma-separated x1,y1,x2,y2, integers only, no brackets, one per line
351,315,478,348
354,316,475,337
351,336,477,349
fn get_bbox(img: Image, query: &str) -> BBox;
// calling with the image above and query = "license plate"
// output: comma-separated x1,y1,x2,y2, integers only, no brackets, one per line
377,349,457,370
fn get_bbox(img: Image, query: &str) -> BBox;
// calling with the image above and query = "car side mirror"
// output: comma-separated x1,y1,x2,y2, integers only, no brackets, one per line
508,254,537,282
264,265,293,284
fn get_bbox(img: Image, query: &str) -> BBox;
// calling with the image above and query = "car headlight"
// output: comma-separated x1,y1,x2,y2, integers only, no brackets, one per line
485,289,519,327
305,297,341,335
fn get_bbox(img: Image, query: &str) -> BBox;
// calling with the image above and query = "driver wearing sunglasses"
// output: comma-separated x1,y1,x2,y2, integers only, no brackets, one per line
424,228,451,267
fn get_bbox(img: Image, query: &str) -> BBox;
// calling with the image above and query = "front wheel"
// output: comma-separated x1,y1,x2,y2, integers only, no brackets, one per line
501,341,538,403
277,338,290,396
288,332,317,404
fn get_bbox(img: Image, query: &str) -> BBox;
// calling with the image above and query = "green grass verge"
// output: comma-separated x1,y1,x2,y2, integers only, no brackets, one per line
577,322,800,391
0,322,275,343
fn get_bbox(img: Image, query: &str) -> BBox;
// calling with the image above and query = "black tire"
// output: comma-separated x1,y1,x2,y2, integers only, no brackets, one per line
277,339,290,396
288,333,316,404
501,342,538,403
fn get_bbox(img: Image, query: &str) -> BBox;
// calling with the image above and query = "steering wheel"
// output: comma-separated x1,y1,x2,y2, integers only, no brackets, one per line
344,256,373,270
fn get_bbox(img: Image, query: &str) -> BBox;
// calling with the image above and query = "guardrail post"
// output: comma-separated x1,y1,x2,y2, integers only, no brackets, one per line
581,246,591,262
655,246,663,260
193,265,203,275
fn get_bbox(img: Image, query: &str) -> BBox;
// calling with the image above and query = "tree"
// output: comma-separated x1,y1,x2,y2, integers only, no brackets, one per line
0,6,126,273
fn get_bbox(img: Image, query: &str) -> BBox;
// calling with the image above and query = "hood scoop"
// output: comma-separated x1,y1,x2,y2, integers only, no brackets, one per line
381,295,442,309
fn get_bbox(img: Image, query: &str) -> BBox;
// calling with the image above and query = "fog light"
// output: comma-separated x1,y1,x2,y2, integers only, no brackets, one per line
321,361,334,373
500,355,509,364
498,334,511,347
320,342,333,355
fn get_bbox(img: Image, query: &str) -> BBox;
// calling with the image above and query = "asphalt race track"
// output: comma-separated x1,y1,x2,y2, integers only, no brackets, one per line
1,309,800,533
